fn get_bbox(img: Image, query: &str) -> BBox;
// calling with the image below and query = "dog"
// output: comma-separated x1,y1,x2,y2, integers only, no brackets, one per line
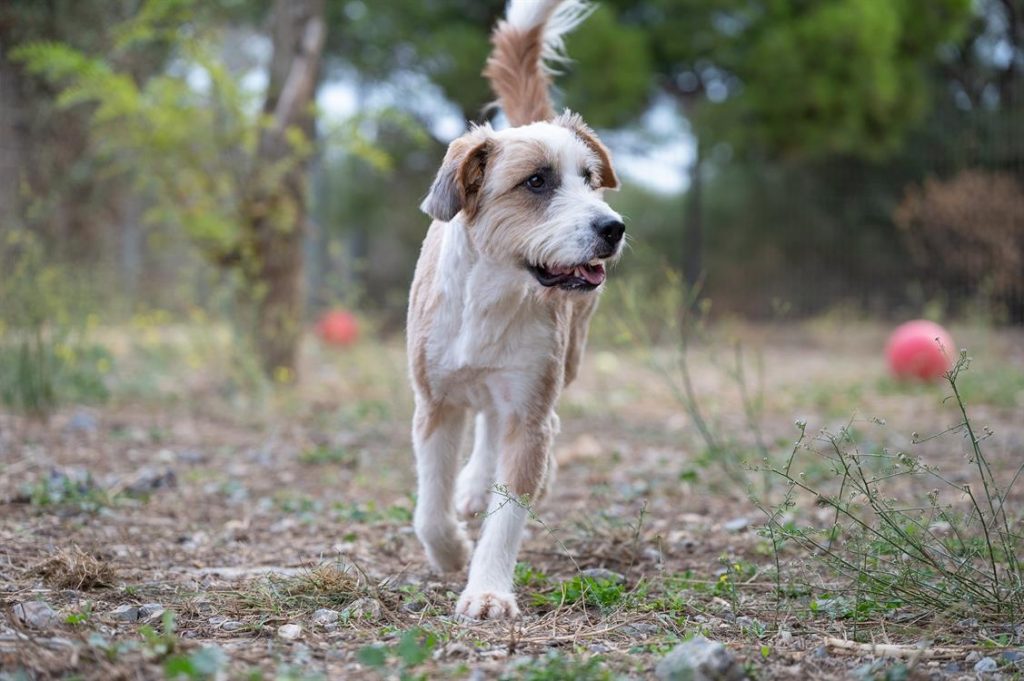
407,0,624,620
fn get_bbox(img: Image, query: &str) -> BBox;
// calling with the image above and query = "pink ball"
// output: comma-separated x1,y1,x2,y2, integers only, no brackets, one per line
885,320,955,382
316,309,359,346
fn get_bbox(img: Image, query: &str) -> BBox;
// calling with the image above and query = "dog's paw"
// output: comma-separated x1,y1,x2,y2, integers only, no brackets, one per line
455,471,491,518
455,590,520,621
418,524,472,573
455,485,491,519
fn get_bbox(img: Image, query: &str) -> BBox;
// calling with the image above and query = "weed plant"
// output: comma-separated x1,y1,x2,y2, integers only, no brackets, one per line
757,351,1024,626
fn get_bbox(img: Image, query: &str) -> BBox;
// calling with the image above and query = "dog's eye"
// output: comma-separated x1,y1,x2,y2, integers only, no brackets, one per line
525,174,546,190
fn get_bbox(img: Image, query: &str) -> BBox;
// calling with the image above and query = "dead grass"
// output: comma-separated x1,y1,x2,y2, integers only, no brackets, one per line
33,546,117,590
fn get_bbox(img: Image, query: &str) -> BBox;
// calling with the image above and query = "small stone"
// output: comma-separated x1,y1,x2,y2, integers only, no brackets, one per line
655,636,748,681
723,518,749,533
440,642,474,658
343,597,382,620
777,630,793,645
312,608,340,626
109,604,139,622
974,657,998,673
277,623,302,640
644,547,664,562
942,662,962,673
126,469,176,496
621,623,661,637
67,410,98,434
402,600,427,614
138,603,165,621
966,651,982,664
1001,650,1024,663
12,601,58,629
221,620,244,632
177,449,206,464
589,643,610,654
812,646,829,659
580,568,626,584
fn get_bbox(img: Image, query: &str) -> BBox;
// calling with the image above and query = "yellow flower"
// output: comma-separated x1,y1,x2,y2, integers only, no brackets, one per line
274,366,294,384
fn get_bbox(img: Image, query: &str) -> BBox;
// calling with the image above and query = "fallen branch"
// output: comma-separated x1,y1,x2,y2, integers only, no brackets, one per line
824,637,964,659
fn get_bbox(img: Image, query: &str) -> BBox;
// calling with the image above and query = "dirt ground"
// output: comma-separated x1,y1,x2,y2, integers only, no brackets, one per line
2,321,1023,680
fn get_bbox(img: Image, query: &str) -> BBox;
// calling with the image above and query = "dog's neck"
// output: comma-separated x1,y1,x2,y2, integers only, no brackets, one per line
440,216,568,315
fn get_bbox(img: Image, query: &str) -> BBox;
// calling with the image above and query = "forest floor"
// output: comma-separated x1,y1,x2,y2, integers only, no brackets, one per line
2,320,1024,680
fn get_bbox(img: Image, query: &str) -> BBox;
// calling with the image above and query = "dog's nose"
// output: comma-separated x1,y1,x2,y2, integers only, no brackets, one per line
593,218,625,247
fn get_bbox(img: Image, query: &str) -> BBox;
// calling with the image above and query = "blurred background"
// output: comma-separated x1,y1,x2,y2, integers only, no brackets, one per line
0,0,1021,391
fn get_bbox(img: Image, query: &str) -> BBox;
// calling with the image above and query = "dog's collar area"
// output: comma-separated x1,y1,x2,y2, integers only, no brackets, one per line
526,261,606,290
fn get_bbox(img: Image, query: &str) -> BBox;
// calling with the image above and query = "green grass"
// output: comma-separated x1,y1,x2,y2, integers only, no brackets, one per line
502,651,614,681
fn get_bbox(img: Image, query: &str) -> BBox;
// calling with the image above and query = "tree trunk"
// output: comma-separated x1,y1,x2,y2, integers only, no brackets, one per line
683,137,703,291
244,0,326,378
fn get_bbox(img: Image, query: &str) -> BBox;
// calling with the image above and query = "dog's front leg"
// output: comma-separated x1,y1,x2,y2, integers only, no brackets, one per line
413,401,473,574
455,411,553,620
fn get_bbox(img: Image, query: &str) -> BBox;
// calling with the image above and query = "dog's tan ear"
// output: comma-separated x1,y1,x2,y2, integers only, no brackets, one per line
554,110,619,190
420,128,492,222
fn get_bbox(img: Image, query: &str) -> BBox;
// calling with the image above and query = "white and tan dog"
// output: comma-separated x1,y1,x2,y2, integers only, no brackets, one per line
407,0,624,620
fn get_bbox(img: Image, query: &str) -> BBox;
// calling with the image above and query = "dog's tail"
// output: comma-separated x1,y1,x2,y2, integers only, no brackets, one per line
484,0,593,127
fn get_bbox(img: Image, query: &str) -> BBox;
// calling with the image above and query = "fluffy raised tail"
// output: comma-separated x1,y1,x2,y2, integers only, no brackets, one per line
484,0,593,127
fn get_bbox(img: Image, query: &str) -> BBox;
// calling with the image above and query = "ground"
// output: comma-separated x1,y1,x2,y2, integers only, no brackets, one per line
2,320,1023,680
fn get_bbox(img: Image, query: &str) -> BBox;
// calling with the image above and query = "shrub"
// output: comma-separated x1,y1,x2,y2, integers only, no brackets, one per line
0,229,112,417
895,170,1024,320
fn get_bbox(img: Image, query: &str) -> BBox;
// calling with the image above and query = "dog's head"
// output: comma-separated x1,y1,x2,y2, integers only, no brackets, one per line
420,111,624,292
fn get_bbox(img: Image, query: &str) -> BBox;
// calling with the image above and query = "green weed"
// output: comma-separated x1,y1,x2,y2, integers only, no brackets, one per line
356,628,438,681
502,651,614,681
759,351,1024,625
534,575,625,611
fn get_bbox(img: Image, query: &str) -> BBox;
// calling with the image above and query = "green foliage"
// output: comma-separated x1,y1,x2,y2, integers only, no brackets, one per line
514,562,550,589
21,470,113,512
13,31,262,263
0,229,112,417
534,575,625,611
298,445,355,466
502,651,614,681
164,646,228,680
719,0,972,158
561,5,653,128
594,0,973,159
139,610,179,659
356,628,438,680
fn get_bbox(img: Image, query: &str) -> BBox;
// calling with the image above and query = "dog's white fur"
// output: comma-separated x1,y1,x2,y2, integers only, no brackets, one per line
407,0,623,620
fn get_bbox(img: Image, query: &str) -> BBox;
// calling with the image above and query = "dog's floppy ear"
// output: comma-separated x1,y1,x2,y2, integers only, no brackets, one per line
420,127,493,222
554,110,619,190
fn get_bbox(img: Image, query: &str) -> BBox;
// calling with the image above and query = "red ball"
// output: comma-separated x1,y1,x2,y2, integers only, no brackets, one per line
885,320,954,382
316,309,359,346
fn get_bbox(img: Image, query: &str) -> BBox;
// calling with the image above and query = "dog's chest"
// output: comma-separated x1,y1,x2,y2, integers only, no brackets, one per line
426,271,565,409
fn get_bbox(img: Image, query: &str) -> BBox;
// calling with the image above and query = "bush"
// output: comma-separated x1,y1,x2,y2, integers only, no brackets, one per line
895,170,1024,320
0,229,112,417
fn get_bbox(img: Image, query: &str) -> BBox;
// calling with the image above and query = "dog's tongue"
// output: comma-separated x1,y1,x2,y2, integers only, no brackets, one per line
576,263,606,285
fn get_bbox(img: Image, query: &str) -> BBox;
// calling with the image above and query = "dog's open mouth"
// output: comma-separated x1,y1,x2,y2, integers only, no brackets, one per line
527,259,606,290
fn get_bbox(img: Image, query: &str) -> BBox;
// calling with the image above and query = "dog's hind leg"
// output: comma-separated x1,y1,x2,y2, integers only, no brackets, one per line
413,401,473,574
455,411,500,518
